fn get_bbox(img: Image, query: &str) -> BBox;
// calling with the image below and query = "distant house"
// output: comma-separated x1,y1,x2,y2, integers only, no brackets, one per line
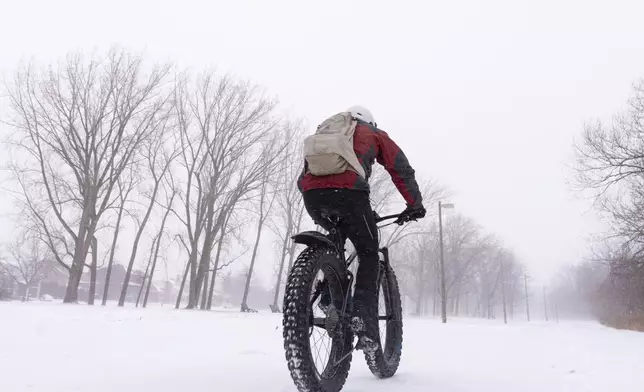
75,265,164,304
0,272,13,300
38,268,68,299
0,262,170,304
0,278,43,301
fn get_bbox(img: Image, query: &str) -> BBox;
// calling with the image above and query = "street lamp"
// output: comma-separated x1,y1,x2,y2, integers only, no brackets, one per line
439,201,454,324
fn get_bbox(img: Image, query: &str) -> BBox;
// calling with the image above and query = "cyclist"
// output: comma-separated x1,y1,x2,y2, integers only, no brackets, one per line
298,105,426,352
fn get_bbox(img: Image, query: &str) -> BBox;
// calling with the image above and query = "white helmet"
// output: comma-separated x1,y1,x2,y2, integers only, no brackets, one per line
347,105,376,126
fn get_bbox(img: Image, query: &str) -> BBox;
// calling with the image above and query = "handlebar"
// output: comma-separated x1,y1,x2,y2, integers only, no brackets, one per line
375,209,423,226
374,213,402,223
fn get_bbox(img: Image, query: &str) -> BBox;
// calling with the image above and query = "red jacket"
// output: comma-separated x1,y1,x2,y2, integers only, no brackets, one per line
298,121,423,207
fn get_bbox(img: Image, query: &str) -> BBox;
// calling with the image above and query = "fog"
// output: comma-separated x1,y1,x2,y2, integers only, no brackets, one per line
3,2,644,392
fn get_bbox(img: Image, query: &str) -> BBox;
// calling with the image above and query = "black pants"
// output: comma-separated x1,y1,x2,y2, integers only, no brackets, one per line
302,189,379,336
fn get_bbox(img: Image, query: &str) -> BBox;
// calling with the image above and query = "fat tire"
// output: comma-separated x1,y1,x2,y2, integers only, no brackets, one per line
283,245,353,392
363,262,404,379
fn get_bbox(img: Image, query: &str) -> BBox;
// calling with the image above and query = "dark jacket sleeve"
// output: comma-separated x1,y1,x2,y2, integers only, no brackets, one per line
375,129,423,206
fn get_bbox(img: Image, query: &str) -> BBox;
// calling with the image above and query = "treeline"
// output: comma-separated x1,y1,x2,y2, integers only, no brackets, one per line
0,47,528,319
1,47,300,310
355,166,528,320
571,78,644,331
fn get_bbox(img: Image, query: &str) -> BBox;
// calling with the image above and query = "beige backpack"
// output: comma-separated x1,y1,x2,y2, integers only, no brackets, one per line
303,112,366,179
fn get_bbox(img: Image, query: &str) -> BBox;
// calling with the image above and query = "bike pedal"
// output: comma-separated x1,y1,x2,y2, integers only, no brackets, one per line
350,317,365,333
355,336,379,353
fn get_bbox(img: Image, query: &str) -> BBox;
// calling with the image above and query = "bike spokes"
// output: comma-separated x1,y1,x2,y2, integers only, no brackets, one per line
378,280,389,345
309,271,334,375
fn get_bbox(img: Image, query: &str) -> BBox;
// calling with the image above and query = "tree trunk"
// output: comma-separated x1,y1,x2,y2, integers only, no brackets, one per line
102,199,127,306
205,256,222,310
200,271,210,310
240,220,264,311
143,189,175,308
190,189,220,309
432,291,437,316
206,230,226,310
198,209,227,311
136,241,155,307
271,235,290,311
454,291,460,317
185,241,201,309
176,261,191,309
285,204,304,276
64,192,97,303
143,235,162,308
22,284,28,302
415,255,425,316
118,180,163,307
543,286,549,321
64,231,92,303
285,242,297,275
192,232,213,308
500,259,507,324
524,274,530,321
281,206,303,285
88,237,98,305
509,283,515,319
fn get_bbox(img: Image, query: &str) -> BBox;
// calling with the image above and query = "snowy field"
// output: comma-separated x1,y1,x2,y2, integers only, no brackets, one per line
1,302,644,392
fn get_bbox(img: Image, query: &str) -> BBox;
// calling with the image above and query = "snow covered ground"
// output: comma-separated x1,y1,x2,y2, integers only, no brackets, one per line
1,302,643,392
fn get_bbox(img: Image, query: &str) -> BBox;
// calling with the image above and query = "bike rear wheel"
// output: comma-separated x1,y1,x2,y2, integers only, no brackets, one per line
363,261,404,378
283,246,354,392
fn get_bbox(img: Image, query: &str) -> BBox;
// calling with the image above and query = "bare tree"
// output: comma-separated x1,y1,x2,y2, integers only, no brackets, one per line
143,177,178,308
196,154,277,310
371,166,449,248
117,109,177,307
102,174,137,305
0,231,53,301
390,206,529,320
5,48,172,302
0,271,9,300
204,211,235,310
135,237,157,307
240,134,289,312
268,129,308,312
87,236,98,305
499,252,508,324
172,71,279,309
203,209,249,310
573,79,644,329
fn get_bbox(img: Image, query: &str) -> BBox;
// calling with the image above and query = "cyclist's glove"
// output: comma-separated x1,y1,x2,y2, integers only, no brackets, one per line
396,204,426,225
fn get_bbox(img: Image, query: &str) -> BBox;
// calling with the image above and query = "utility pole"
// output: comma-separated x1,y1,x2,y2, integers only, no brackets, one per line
524,274,530,321
439,201,447,324
438,201,454,324
555,302,559,324
416,252,425,316
500,257,507,324
543,286,549,322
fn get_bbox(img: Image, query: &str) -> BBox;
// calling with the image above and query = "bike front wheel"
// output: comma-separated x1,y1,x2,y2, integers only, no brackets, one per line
282,245,354,392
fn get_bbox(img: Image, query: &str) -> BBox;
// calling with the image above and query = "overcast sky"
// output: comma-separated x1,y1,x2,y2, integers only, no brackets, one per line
2,0,644,283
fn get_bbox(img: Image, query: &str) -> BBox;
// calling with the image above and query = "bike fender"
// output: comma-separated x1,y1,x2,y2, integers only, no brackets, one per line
291,231,335,249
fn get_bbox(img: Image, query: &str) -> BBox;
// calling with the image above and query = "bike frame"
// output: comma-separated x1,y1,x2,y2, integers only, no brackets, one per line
309,213,402,366
314,213,402,322
328,212,401,266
